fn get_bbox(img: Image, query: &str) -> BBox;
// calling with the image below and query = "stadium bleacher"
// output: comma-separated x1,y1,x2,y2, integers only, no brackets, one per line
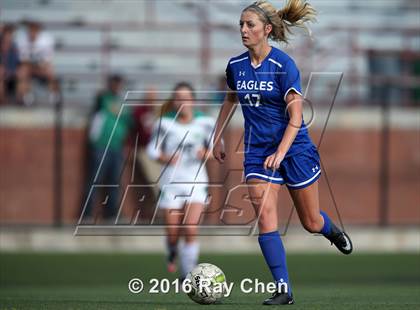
1,0,419,106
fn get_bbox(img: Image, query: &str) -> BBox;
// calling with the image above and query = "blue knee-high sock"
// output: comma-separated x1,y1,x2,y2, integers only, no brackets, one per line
320,211,332,236
258,231,291,295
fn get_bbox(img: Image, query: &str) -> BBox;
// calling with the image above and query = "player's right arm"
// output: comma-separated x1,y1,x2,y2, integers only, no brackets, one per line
212,91,237,163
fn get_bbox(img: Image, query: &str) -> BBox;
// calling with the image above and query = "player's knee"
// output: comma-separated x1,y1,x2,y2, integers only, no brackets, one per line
257,206,277,232
183,226,198,237
302,217,322,233
166,228,180,244
258,211,272,225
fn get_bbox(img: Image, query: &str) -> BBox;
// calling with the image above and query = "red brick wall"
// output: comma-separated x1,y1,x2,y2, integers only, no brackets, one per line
0,127,419,225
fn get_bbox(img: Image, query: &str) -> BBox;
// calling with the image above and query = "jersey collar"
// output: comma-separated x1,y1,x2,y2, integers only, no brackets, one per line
248,46,274,69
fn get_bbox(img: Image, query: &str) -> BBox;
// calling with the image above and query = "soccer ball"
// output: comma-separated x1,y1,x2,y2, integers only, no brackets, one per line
185,263,227,305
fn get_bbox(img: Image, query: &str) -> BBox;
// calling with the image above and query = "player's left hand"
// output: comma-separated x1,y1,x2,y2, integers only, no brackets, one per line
264,151,285,171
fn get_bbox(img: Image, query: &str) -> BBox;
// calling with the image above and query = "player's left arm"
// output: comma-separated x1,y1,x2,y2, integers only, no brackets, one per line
264,90,302,170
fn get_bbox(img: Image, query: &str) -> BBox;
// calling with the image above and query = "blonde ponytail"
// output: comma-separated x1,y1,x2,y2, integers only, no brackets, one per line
244,0,317,44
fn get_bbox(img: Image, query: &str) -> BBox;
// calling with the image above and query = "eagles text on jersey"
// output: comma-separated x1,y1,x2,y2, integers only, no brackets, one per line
225,46,315,163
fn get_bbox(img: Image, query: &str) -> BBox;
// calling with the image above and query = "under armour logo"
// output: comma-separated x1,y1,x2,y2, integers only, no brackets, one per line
312,165,319,173
239,71,245,76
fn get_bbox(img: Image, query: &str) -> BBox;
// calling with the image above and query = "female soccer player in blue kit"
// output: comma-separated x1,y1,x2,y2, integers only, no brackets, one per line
213,0,353,305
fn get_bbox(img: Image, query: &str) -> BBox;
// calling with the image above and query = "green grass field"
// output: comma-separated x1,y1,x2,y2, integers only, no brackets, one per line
0,252,419,309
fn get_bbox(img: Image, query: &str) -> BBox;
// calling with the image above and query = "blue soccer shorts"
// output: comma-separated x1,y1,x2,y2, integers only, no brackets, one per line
244,145,321,189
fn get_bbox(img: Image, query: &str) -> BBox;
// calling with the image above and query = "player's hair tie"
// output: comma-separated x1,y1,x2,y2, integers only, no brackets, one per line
246,3,272,24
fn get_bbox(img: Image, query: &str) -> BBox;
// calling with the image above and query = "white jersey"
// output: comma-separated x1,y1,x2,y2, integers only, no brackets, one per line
146,111,215,188
15,30,54,64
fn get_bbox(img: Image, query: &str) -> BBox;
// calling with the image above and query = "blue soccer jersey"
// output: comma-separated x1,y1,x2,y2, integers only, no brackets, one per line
226,46,315,164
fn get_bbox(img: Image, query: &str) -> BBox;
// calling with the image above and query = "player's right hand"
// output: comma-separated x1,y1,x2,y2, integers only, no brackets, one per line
158,153,179,166
212,142,226,164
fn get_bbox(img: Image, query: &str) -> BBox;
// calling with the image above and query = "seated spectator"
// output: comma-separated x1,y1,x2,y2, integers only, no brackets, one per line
15,20,55,105
0,24,20,105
